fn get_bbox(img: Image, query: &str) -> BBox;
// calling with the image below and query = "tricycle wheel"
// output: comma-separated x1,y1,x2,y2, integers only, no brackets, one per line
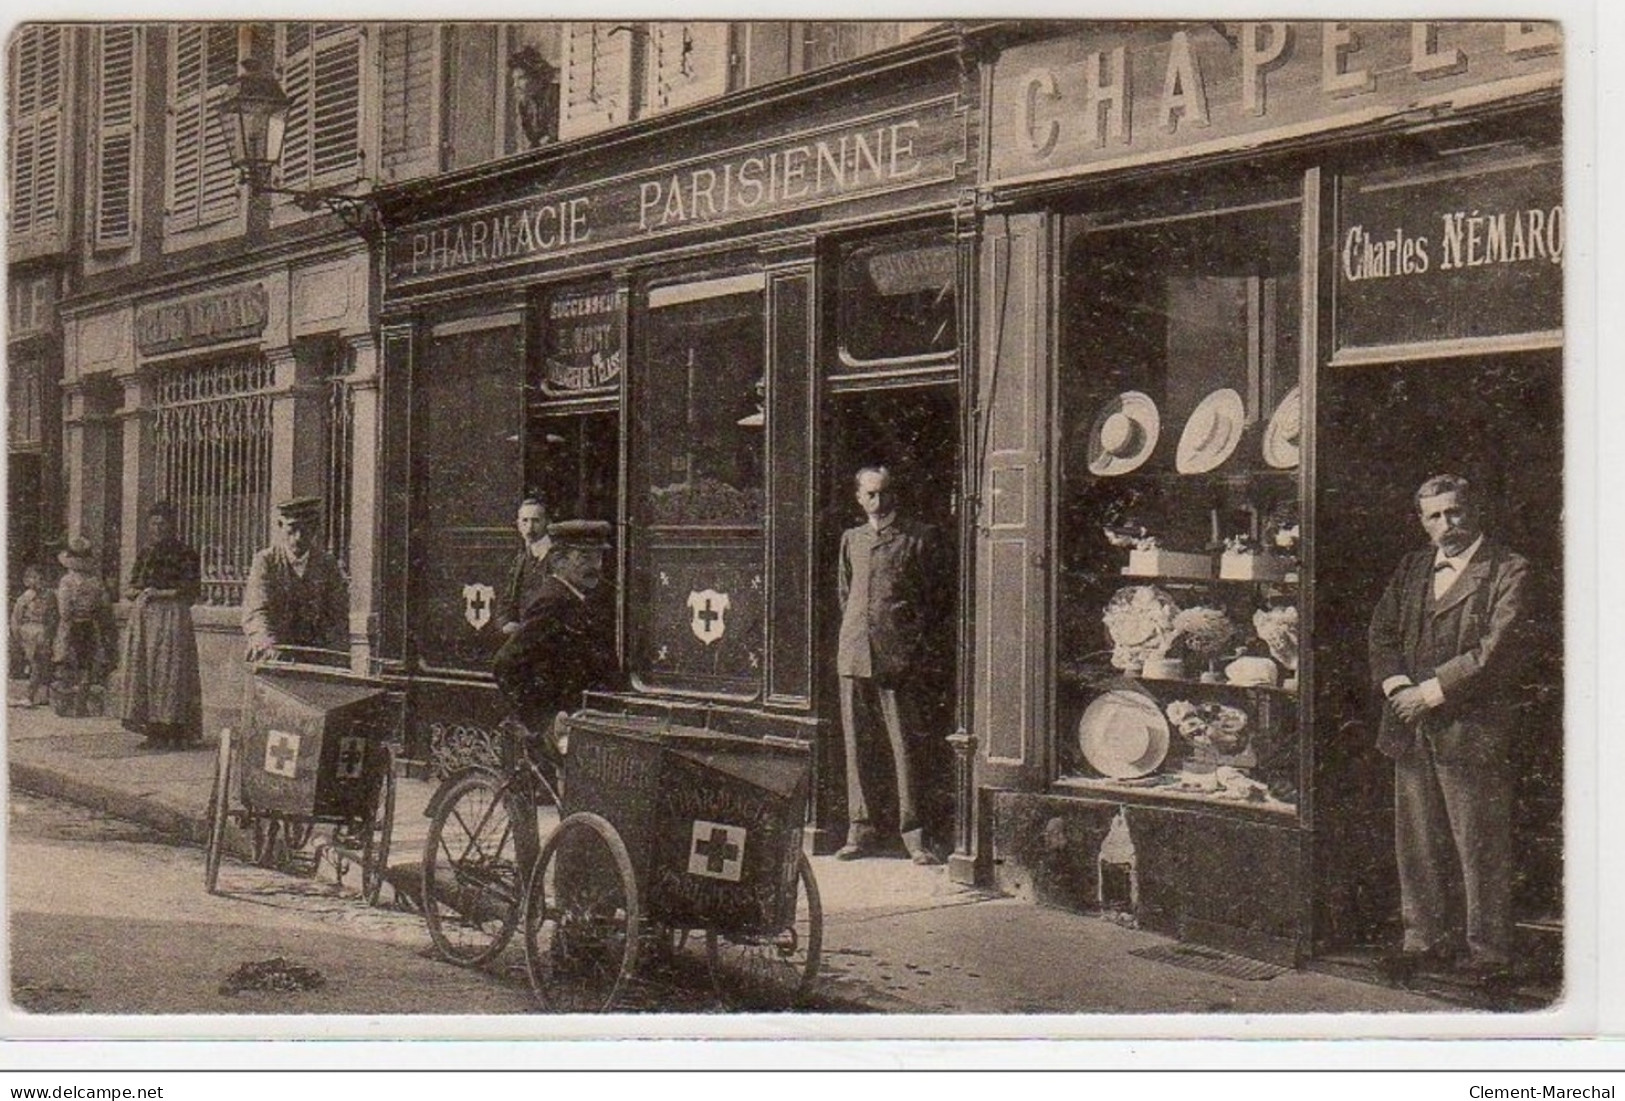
706,851,822,1006
203,728,234,894
251,816,279,867
422,771,520,965
522,811,641,1013
361,747,397,907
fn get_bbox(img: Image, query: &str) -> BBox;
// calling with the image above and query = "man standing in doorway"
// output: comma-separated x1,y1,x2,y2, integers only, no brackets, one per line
499,497,552,639
1367,473,1531,993
242,496,349,664
835,465,943,865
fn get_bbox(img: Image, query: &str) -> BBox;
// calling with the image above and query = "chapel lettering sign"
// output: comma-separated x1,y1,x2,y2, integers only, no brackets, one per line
136,284,270,356
1336,159,1562,349
386,97,966,289
987,21,1562,183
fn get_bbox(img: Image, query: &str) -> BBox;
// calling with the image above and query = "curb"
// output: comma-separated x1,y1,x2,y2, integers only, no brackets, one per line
11,760,208,847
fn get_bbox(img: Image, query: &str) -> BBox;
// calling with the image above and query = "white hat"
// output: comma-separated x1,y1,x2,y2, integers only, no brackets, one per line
1078,686,1170,779
1262,385,1301,469
1087,391,1160,477
1176,389,1245,474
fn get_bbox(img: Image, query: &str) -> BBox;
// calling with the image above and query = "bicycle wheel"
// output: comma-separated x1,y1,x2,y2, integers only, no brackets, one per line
203,728,234,894
360,747,397,907
521,811,641,1013
705,852,822,1005
422,771,521,965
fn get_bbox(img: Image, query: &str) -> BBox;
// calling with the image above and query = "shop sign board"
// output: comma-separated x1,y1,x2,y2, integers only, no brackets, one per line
987,21,1561,185
1336,158,1562,350
386,96,967,290
136,282,270,356
541,285,625,396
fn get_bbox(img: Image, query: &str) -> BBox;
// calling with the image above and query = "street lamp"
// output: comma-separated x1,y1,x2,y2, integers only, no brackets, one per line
216,58,381,240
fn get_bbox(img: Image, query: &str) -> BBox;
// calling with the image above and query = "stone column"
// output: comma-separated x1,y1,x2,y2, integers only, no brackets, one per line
114,373,153,583
344,332,381,668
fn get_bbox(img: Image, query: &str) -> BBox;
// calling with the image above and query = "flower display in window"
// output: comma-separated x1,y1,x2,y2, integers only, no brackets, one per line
1101,585,1179,673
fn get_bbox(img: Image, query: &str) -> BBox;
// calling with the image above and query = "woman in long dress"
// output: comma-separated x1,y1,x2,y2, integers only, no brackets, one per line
118,501,203,748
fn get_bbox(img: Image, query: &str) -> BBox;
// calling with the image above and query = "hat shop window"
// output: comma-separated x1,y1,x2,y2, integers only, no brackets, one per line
1056,189,1304,813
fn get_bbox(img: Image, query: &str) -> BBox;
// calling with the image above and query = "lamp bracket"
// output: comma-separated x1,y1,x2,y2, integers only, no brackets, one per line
245,172,383,243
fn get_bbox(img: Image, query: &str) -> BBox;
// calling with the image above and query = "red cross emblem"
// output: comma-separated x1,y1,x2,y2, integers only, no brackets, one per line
263,729,301,778
687,819,746,882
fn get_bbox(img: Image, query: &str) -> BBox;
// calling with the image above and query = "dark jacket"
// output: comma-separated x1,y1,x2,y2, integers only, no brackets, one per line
241,544,349,658
1367,539,1532,765
492,577,615,723
500,544,551,632
837,515,940,683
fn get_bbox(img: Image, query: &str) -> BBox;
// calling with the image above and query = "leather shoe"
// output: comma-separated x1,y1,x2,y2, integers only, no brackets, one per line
1457,958,1515,988
910,849,943,866
1377,947,1455,984
834,842,871,861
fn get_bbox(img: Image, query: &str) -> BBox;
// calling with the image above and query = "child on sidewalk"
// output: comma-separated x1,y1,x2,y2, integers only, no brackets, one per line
9,565,57,707
52,536,116,717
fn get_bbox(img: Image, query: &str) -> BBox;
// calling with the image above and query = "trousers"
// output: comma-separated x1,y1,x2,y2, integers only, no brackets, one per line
838,675,919,835
1393,734,1514,963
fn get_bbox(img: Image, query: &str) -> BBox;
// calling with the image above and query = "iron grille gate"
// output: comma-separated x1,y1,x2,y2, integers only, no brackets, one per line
152,353,274,605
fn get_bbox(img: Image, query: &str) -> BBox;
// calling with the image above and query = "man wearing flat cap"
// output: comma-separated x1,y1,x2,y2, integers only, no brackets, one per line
242,497,350,663
492,520,617,753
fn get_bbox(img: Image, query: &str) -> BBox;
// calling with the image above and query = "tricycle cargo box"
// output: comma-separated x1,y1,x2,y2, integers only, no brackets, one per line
560,711,810,934
240,668,393,820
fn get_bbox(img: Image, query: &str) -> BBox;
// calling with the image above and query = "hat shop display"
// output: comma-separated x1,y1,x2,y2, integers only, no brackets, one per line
1087,391,1160,476
1262,384,1302,469
1078,686,1171,779
1175,388,1245,475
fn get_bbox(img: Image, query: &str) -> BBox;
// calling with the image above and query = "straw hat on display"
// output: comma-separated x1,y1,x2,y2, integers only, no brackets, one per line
1262,385,1302,469
1087,391,1160,477
1176,388,1245,474
1078,686,1171,779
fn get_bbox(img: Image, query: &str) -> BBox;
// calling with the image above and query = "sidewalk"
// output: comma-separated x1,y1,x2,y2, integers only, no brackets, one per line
5,690,1476,1018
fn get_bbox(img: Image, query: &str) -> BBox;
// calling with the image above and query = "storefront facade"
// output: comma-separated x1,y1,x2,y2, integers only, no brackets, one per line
374,34,978,846
967,20,1564,973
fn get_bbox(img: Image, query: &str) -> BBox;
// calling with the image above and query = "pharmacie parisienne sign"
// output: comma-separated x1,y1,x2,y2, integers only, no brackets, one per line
987,21,1562,184
387,96,966,289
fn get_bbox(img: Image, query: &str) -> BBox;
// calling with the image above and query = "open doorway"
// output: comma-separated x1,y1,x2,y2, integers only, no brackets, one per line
817,381,960,855
1313,352,1563,970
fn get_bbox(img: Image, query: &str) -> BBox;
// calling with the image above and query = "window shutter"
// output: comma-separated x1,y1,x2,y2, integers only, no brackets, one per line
166,25,239,232
380,23,438,180
559,23,634,140
8,26,65,242
642,22,729,117
95,26,139,248
280,23,363,193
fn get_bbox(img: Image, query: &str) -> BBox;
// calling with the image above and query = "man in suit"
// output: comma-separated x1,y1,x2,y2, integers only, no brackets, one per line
498,497,552,639
835,466,943,865
492,520,616,760
242,496,349,664
1367,473,1531,990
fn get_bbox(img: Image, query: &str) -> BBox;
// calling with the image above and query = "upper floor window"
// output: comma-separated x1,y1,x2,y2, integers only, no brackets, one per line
8,24,67,247
165,24,242,234
379,24,439,181
277,23,365,195
737,21,941,87
93,25,141,250
7,359,44,450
